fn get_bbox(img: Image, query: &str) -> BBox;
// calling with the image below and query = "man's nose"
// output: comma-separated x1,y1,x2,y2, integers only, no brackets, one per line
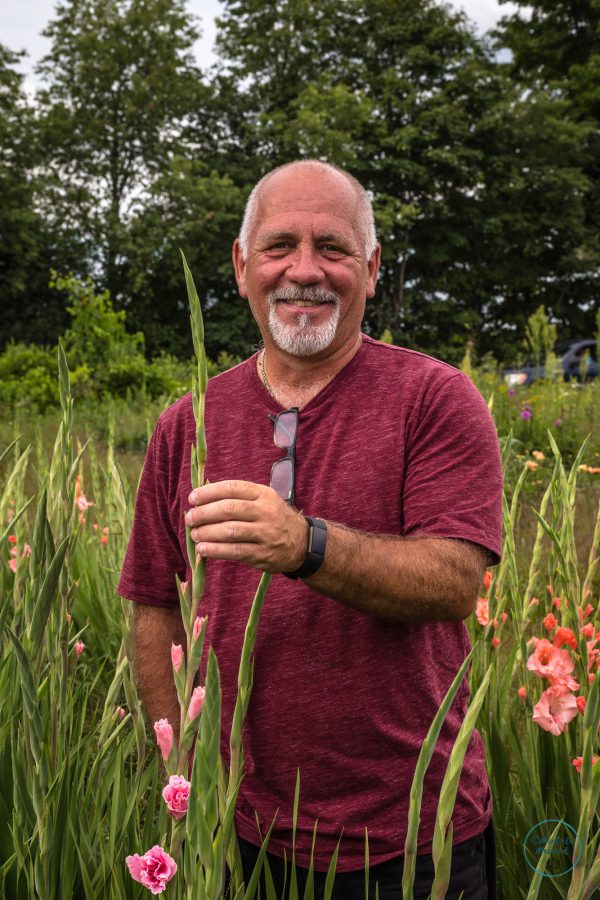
285,245,324,284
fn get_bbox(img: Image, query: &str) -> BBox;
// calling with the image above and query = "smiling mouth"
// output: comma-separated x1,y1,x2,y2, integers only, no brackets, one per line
278,299,332,307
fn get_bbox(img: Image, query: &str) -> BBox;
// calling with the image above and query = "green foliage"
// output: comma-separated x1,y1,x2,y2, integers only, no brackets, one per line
0,342,59,410
524,305,558,373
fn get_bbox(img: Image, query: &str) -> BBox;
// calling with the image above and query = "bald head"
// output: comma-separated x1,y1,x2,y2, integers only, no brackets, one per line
238,160,377,261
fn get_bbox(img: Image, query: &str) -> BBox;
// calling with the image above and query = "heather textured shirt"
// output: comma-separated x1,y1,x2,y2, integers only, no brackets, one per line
118,334,503,872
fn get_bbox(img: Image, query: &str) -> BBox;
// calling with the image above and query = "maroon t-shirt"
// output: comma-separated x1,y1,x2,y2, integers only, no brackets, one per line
118,334,503,871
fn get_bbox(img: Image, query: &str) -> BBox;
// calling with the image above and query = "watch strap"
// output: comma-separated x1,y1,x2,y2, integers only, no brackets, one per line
284,516,327,580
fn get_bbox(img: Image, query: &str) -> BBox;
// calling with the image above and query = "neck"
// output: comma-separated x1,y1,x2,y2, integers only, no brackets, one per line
258,335,362,408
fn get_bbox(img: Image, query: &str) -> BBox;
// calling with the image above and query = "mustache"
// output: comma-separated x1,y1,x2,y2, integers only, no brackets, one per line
267,286,340,306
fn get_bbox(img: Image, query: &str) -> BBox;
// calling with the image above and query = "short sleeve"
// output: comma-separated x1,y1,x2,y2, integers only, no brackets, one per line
117,418,186,606
402,372,503,563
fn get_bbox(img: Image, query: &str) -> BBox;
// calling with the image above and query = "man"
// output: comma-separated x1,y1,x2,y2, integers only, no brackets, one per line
118,160,503,899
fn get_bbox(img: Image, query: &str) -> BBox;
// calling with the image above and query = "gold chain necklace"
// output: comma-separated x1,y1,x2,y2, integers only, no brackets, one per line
260,349,274,397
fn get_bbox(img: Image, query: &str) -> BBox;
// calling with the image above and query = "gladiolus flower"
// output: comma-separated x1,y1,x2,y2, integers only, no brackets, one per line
572,756,600,774
529,597,540,608
553,627,577,651
552,597,561,610
532,451,545,461
171,644,183,672
180,581,188,594
126,845,177,894
154,719,174,761
74,641,85,658
76,494,94,512
544,613,557,633
527,639,579,691
492,636,501,648
526,461,538,471
8,535,16,544
188,686,206,720
22,543,31,556
162,775,191,820
8,558,17,573
517,686,527,701
475,597,489,626
581,623,595,639
576,696,586,714
532,685,579,736
483,571,492,591
192,616,205,641
101,535,108,546
66,612,72,624
501,612,508,623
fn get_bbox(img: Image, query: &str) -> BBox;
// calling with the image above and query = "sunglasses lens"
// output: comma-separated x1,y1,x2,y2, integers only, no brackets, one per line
270,458,293,500
274,411,297,449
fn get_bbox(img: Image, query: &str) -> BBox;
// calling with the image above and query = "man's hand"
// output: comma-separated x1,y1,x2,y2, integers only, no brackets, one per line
185,480,309,573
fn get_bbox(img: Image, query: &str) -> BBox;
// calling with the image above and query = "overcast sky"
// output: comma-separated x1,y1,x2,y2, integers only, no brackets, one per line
5,0,524,92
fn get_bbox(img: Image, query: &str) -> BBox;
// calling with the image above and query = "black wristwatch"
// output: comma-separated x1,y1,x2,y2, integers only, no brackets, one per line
284,516,327,580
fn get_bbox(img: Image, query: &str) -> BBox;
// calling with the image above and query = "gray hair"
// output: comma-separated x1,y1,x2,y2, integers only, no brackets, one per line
238,160,378,261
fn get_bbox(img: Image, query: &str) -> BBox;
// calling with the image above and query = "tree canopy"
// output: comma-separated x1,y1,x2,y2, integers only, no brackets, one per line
0,0,598,365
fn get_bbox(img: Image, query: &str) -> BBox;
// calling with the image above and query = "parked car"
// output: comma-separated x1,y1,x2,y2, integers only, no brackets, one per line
503,340,598,387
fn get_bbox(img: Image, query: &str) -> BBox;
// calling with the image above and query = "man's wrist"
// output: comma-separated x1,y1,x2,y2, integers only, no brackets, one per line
284,516,327,580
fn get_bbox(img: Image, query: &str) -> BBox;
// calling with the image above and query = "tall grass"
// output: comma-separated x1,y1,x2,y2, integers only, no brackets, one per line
1,281,599,897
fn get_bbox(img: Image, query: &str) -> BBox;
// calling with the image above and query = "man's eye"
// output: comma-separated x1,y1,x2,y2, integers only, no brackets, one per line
322,244,345,254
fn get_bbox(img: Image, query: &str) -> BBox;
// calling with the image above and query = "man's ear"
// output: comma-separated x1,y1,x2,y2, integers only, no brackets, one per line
366,244,381,299
232,239,248,298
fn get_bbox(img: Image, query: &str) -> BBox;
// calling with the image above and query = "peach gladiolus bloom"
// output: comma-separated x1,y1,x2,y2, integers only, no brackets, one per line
527,639,579,691
552,627,577,651
572,756,600,773
532,685,579,735
576,696,586,714
543,613,557,633
532,450,545,461
475,597,489,626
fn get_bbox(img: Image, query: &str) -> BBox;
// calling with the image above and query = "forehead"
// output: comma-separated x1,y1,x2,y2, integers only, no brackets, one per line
254,167,362,240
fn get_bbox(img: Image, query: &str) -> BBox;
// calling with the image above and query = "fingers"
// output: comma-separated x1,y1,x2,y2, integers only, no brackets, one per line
185,498,257,528
188,480,262,506
189,520,259,545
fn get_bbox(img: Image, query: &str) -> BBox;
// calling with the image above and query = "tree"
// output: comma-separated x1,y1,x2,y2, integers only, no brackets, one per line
36,0,207,303
0,43,69,348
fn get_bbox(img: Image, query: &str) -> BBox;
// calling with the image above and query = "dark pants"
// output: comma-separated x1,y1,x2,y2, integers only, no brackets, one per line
238,819,496,900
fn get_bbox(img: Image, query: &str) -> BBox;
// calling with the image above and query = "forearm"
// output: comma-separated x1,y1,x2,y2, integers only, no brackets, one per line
132,604,186,737
305,524,488,623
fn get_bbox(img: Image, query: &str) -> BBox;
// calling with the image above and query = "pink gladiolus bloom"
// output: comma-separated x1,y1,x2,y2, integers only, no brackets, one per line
572,756,600,773
171,644,183,672
576,696,586,714
501,612,508,623
552,597,561,610
581,623,595,639
8,535,16,544
517,686,527,700
180,581,188,594
188,686,206,720
154,719,174,761
529,597,540,608
192,615,205,641
126,845,177,894
117,706,125,719
483,571,492,592
8,558,17,573
532,685,579,736
22,543,31,556
527,639,579,691
74,641,85,658
66,612,72,624
475,597,489,626
543,613,557,633
492,636,501,648
76,494,94,512
162,775,191,820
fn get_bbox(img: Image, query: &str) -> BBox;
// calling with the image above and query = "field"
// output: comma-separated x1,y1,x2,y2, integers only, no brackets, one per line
1,350,599,899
